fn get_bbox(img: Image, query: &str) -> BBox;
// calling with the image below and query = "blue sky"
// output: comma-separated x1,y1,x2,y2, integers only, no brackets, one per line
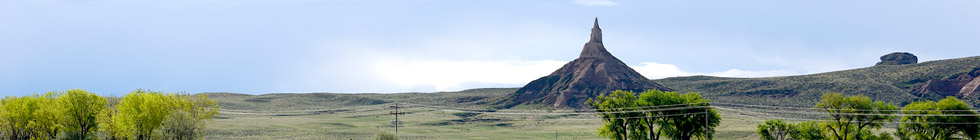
2,0,978,96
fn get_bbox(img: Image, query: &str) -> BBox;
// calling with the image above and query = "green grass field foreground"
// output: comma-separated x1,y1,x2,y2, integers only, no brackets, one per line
207,102,767,140
204,88,980,140
204,88,767,139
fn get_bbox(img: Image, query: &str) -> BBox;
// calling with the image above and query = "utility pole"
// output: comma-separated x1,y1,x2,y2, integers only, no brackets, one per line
390,103,406,137
704,104,708,140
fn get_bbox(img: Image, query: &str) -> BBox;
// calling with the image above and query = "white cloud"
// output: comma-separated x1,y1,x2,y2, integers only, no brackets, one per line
632,62,801,79
631,62,695,79
572,0,617,6
371,59,567,91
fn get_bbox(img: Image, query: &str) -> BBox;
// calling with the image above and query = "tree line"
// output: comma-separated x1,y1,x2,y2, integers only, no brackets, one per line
587,90,721,140
757,93,980,140
0,89,219,140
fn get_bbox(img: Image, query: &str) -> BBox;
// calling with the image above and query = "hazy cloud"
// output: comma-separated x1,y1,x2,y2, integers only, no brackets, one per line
371,59,566,91
572,0,617,6
633,62,800,79
631,62,695,79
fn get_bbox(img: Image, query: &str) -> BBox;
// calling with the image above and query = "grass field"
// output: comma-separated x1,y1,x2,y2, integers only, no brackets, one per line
202,87,911,140
205,102,772,140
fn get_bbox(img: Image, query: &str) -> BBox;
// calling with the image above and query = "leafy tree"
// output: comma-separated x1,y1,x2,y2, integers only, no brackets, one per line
156,110,201,140
112,90,220,140
793,121,826,140
636,89,685,140
758,119,795,140
859,130,893,140
33,92,63,139
114,89,179,139
897,97,980,140
0,95,39,139
588,90,643,140
661,92,719,140
1,89,218,140
0,92,61,139
814,93,897,140
97,96,124,140
155,94,219,140
57,89,107,139
756,120,827,140
589,90,720,140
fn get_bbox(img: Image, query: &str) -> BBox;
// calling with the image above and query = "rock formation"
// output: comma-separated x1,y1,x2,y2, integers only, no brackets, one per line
912,67,980,97
876,52,918,65
497,18,671,109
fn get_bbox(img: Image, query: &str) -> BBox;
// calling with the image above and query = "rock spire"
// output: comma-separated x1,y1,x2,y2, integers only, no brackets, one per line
579,18,613,58
497,18,671,108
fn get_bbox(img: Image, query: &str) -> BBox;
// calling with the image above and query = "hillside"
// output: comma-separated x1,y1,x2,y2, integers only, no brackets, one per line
655,56,980,108
201,88,515,111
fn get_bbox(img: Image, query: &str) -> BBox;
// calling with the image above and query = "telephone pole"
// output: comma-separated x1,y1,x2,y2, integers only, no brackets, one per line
390,103,406,137
704,104,709,140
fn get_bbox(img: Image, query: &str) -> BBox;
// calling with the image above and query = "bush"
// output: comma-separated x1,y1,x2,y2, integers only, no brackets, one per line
373,131,398,140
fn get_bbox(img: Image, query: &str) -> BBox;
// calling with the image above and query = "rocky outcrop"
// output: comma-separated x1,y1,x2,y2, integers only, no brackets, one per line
497,18,671,109
912,67,980,97
876,52,918,65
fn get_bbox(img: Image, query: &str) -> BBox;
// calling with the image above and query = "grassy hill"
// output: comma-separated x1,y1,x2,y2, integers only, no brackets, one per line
655,56,980,108
202,88,516,111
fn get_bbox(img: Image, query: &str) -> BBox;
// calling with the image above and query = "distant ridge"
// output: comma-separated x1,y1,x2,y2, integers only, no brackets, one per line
496,18,670,109
656,55,980,107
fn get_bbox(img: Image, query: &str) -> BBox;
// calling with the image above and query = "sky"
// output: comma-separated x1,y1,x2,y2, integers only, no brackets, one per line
2,0,979,96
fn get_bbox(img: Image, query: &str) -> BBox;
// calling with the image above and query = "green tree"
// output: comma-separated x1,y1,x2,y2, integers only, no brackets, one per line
2,89,218,140
661,92,719,140
57,89,107,140
588,90,644,140
793,121,826,140
758,119,795,140
636,89,685,140
155,94,219,140
0,92,62,139
98,105,122,140
114,89,178,139
897,97,980,140
34,92,63,139
97,96,124,140
0,95,39,139
589,90,720,140
156,110,201,140
814,93,897,140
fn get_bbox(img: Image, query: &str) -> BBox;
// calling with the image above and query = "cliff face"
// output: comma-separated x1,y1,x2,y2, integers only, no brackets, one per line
497,18,671,109
912,67,980,97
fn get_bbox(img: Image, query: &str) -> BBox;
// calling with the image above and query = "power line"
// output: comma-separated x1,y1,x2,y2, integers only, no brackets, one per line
713,107,980,124
415,104,711,115
402,101,711,112
713,102,980,112
714,106,980,117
